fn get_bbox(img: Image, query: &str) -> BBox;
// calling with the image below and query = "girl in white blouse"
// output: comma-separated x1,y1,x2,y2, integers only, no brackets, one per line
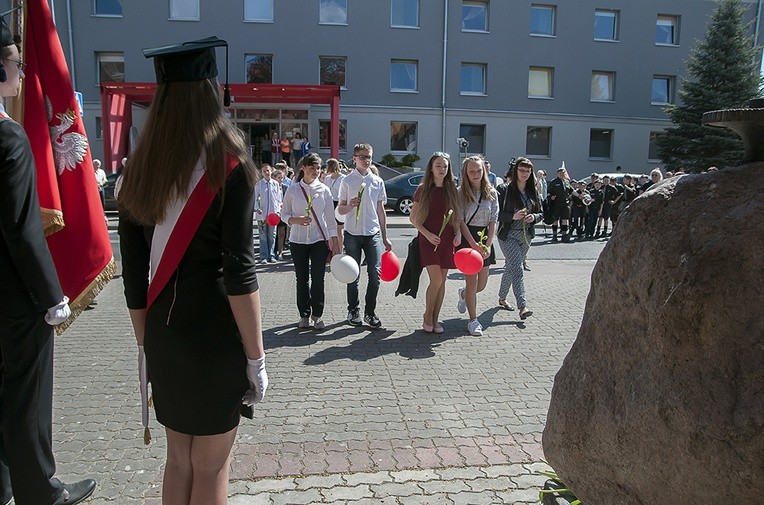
281,153,341,329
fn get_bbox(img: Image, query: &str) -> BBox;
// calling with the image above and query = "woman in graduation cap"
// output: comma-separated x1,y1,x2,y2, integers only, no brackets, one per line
118,37,268,504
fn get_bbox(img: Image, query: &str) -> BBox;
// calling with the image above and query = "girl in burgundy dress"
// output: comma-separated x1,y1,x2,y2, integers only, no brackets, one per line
409,153,462,333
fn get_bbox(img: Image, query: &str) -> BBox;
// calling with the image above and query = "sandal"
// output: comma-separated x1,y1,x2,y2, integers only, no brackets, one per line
498,299,515,311
519,307,533,320
433,323,444,334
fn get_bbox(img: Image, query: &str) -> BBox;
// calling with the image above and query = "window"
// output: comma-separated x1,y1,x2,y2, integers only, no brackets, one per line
245,54,273,84
320,56,346,87
459,124,485,154
319,119,347,151
390,122,417,152
169,0,199,20
648,131,662,161
591,71,615,101
526,127,551,156
594,9,618,41
528,67,553,98
462,1,488,32
94,0,122,16
589,129,613,158
391,0,419,28
656,15,679,45
530,5,555,36
244,0,273,22
461,63,486,95
651,76,674,104
96,52,124,83
390,60,418,92
320,0,347,25
95,117,103,140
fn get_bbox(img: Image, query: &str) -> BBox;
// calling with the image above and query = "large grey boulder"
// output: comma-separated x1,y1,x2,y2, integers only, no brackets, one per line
543,166,764,505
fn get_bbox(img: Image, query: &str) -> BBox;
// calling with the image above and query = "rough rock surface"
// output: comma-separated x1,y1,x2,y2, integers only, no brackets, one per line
543,165,764,505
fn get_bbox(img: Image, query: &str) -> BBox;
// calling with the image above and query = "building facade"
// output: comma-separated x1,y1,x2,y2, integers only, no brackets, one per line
14,0,764,179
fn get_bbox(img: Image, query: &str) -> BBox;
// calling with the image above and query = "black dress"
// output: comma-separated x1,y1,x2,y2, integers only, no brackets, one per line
119,164,259,436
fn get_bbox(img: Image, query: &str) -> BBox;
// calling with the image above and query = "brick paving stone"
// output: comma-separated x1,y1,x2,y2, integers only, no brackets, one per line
270,488,323,505
483,463,529,478
389,469,439,483
245,478,297,494
371,481,423,498
398,494,455,505
419,479,472,495
343,471,391,486
495,487,542,504
321,484,374,502
448,490,501,504
294,474,344,489
436,467,486,481
229,494,272,505
465,476,515,492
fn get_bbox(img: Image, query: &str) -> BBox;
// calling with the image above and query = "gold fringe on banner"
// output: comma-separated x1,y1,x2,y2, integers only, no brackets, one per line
41,207,64,236
55,257,116,335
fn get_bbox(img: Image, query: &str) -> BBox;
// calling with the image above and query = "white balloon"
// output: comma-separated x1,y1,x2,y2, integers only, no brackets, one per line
334,205,346,223
330,254,359,284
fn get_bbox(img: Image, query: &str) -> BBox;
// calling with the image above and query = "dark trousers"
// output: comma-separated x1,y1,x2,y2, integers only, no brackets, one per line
585,206,601,236
0,314,64,504
343,232,382,315
290,241,330,318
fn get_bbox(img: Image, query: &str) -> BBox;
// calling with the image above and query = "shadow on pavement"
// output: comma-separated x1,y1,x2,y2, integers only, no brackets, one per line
303,326,463,365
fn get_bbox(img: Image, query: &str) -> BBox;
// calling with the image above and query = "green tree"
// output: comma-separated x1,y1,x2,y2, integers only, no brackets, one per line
657,0,761,172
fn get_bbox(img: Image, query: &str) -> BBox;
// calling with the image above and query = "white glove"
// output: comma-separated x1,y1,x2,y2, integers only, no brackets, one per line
45,296,71,326
242,356,268,406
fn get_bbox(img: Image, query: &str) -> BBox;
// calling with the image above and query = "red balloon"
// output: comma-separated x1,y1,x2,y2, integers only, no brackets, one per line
266,213,281,226
380,251,401,282
454,248,483,275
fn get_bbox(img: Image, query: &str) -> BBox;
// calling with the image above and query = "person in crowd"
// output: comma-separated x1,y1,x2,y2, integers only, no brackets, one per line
323,158,346,251
455,156,497,336
279,135,291,167
0,18,97,504
585,179,604,239
547,165,573,242
114,156,128,200
272,168,290,261
409,152,461,334
117,37,267,504
290,132,304,163
254,163,282,263
338,142,393,328
599,175,619,237
607,175,624,226
273,161,292,188
495,157,543,320
613,174,637,224
485,160,503,187
260,134,272,165
640,168,663,194
535,169,548,200
93,158,108,211
281,153,340,330
586,172,599,192
570,180,589,239
270,132,280,164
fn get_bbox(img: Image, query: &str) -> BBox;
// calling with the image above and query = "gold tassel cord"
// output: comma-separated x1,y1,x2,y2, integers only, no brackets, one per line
41,208,64,236
55,258,116,335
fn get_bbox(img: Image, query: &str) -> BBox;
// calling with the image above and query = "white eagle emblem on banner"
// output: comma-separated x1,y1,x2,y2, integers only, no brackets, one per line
45,95,89,175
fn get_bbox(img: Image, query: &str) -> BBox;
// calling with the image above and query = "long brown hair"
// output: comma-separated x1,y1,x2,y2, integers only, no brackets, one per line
509,157,540,212
118,78,255,225
458,156,494,204
412,154,460,229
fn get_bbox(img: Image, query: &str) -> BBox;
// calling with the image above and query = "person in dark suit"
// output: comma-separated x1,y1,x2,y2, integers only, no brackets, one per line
0,18,96,505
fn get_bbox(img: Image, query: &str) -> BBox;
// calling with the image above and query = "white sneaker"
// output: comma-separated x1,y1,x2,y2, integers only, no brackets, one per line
457,287,466,314
298,317,311,328
311,317,325,330
468,319,483,336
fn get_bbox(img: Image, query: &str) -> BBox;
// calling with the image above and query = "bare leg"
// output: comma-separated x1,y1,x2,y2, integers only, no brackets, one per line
189,427,238,505
431,269,448,328
423,265,445,326
337,223,344,251
163,429,193,505
465,273,478,321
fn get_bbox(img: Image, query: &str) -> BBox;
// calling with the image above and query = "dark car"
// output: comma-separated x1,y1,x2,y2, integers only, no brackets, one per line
103,173,119,212
384,172,424,215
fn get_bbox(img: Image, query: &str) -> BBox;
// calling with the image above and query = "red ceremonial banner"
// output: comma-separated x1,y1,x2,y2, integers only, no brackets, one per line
22,0,115,331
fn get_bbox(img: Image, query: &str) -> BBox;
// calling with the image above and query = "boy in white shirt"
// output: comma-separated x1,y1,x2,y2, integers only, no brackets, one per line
337,143,392,327
254,163,282,262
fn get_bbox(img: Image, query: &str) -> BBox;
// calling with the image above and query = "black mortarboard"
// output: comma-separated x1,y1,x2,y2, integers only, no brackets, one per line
143,36,230,105
0,7,19,47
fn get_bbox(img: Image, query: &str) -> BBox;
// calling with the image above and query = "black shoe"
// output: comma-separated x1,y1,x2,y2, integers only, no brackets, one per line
347,309,362,326
55,479,96,505
561,234,571,243
364,313,381,328
551,237,559,243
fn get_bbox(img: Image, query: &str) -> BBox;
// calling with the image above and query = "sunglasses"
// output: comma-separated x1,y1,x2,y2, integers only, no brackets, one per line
432,151,451,159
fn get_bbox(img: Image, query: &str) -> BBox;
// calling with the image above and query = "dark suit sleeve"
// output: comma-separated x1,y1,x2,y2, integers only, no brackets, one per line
221,164,258,295
118,212,150,309
0,120,63,313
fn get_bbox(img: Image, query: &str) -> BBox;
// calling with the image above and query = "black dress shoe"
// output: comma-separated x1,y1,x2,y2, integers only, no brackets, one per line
55,479,96,505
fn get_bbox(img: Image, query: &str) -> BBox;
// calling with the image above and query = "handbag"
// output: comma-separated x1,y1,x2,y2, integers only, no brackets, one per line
300,185,333,263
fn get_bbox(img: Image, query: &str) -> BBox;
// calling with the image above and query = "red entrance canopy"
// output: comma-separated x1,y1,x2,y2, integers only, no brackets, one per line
100,82,341,172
